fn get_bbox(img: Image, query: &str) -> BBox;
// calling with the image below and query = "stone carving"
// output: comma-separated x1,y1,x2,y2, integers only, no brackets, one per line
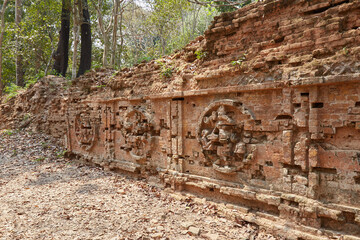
197,100,254,174
120,108,153,161
74,112,98,151
318,61,360,76
34,0,360,237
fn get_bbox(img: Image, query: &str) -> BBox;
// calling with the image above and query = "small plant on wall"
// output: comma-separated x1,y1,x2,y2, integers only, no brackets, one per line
161,67,173,78
231,52,247,67
156,60,176,78
194,50,208,60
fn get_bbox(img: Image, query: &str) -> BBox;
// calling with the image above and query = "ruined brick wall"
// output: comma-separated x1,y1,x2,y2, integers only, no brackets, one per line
2,0,360,239
101,0,360,97
66,1,360,238
68,82,360,239
0,76,69,138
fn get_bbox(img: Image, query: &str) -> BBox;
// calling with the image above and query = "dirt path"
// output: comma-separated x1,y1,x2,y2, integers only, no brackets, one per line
0,130,279,240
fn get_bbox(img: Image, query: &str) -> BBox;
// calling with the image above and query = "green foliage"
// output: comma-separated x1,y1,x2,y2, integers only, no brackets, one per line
91,60,103,71
4,83,22,100
116,1,218,67
25,71,45,88
231,53,247,67
161,67,173,78
206,0,257,12
2,129,15,136
56,150,67,158
156,60,175,78
23,113,31,121
11,149,17,157
34,157,46,162
0,0,60,93
0,0,219,86
195,50,207,60
136,55,154,65
62,79,72,90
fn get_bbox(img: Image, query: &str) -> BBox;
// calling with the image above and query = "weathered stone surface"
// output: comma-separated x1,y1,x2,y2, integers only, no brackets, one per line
1,0,360,239
188,226,201,236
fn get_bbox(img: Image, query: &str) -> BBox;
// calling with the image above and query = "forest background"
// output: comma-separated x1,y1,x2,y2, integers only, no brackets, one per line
0,0,254,98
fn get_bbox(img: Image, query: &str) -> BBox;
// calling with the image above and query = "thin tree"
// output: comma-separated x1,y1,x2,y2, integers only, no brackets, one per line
110,0,120,67
92,0,113,67
72,0,80,79
92,0,129,68
77,0,92,77
53,0,71,76
0,0,9,97
118,3,125,68
15,0,24,87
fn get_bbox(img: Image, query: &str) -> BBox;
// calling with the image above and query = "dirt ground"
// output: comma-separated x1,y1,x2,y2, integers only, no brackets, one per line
0,130,280,240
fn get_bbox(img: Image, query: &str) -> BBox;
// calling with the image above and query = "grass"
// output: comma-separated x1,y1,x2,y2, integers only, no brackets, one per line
1,129,19,136
33,157,46,162
56,150,67,158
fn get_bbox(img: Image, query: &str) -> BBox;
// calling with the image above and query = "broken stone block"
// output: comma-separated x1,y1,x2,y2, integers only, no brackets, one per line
188,226,201,236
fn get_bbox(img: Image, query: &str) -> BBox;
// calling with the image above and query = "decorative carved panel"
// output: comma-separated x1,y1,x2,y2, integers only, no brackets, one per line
74,111,99,151
119,107,153,161
197,100,255,174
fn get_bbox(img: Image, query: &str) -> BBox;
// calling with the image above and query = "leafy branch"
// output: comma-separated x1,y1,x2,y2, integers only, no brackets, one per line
187,0,259,8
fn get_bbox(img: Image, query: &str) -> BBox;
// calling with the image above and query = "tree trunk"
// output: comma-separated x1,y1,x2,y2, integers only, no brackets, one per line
72,0,80,79
0,0,9,97
110,0,120,67
77,0,92,77
15,0,24,87
118,7,124,69
93,0,111,67
102,36,109,66
191,5,201,39
160,28,165,56
45,30,55,76
53,0,71,77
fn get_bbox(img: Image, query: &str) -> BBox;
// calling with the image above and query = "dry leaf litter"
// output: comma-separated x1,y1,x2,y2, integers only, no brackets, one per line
0,129,281,240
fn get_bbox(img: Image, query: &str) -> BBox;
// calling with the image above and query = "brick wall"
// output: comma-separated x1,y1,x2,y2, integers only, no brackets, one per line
2,0,360,239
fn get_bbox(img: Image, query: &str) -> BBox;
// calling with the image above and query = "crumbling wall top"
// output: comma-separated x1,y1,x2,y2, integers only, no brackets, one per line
95,0,360,98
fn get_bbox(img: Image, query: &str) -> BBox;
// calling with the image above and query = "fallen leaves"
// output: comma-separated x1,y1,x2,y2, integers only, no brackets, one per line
0,130,281,240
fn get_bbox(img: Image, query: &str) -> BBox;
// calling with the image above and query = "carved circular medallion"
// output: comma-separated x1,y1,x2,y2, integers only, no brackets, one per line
197,100,254,174
120,108,153,161
74,112,98,151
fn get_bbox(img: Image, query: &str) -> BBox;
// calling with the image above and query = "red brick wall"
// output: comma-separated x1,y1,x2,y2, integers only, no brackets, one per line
2,0,360,238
